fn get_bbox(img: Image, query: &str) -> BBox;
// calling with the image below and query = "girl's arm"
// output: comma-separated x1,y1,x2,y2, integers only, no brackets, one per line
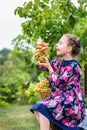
48,67,73,87
48,64,81,88
38,58,80,88
37,58,60,72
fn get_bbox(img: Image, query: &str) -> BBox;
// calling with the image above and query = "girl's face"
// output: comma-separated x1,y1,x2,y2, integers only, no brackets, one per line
56,35,72,57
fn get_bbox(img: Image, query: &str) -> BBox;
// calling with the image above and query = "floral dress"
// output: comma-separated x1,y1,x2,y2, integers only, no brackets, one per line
30,59,86,130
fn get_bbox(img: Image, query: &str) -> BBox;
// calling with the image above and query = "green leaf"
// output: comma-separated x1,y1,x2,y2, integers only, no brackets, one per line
43,0,49,4
26,1,33,9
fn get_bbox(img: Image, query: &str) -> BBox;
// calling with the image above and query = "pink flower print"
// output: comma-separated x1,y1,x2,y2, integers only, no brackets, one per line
48,77,52,82
74,106,79,114
62,118,70,125
73,75,78,80
52,88,61,97
72,80,78,85
70,76,78,82
71,109,81,119
55,79,59,85
61,67,66,72
55,105,63,119
55,96,62,103
56,104,63,112
62,72,68,80
67,121,75,127
54,115,63,120
66,108,71,115
57,90,62,96
78,112,81,118
54,95,60,100
65,92,74,104
51,74,60,85
48,100,57,108
78,101,82,110
62,118,75,127
54,63,58,69
67,66,73,71
77,93,83,100
75,87,82,93
52,91,58,97
76,66,81,74
52,73,57,81
66,108,74,115
43,100,51,106
60,84,65,90
66,96,73,103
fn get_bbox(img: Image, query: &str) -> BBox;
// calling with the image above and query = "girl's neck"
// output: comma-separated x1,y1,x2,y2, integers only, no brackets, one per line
63,55,75,61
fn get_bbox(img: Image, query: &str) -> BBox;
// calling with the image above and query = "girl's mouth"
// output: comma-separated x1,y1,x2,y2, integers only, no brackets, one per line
57,48,60,51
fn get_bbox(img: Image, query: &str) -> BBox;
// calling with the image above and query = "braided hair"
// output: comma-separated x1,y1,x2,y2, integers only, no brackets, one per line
64,34,81,57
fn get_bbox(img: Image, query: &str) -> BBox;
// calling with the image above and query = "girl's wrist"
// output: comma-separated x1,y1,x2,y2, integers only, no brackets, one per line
48,65,54,74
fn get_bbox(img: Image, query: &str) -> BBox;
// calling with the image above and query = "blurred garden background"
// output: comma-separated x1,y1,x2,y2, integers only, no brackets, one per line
0,0,87,130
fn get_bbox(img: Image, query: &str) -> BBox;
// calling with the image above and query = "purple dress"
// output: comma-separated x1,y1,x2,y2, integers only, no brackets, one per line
30,59,86,130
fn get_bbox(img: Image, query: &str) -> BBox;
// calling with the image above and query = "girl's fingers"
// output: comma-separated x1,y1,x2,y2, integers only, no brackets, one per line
37,58,50,69
45,57,49,63
37,61,45,66
37,61,41,65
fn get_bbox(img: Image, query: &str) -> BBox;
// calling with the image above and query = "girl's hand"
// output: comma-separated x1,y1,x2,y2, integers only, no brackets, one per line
37,58,50,69
37,58,54,74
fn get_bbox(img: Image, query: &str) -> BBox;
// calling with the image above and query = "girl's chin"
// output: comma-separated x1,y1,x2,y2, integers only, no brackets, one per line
57,53,61,56
57,52,62,56
57,52,60,55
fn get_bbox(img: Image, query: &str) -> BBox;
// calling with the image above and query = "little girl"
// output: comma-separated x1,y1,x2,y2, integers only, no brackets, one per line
30,34,86,130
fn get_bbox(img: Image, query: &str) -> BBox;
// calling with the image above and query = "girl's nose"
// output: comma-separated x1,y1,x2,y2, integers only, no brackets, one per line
56,44,58,47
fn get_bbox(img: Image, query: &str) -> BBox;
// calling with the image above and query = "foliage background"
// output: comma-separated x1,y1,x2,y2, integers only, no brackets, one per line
0,0,87,106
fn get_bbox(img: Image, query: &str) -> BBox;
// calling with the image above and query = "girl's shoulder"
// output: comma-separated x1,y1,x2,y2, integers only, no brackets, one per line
61,59,80,67
61,59,81,74
50,58,81,70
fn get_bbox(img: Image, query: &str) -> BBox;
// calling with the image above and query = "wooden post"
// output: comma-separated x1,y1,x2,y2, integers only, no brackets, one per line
84,64,87,97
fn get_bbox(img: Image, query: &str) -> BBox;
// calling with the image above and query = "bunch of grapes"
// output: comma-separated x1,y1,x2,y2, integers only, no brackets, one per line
35,79,51,92
35,37,49,63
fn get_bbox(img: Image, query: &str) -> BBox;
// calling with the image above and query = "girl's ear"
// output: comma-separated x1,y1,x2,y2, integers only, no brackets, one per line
67,45,72,53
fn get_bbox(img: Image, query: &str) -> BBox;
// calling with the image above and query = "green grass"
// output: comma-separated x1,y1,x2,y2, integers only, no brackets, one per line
0,105,39,130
